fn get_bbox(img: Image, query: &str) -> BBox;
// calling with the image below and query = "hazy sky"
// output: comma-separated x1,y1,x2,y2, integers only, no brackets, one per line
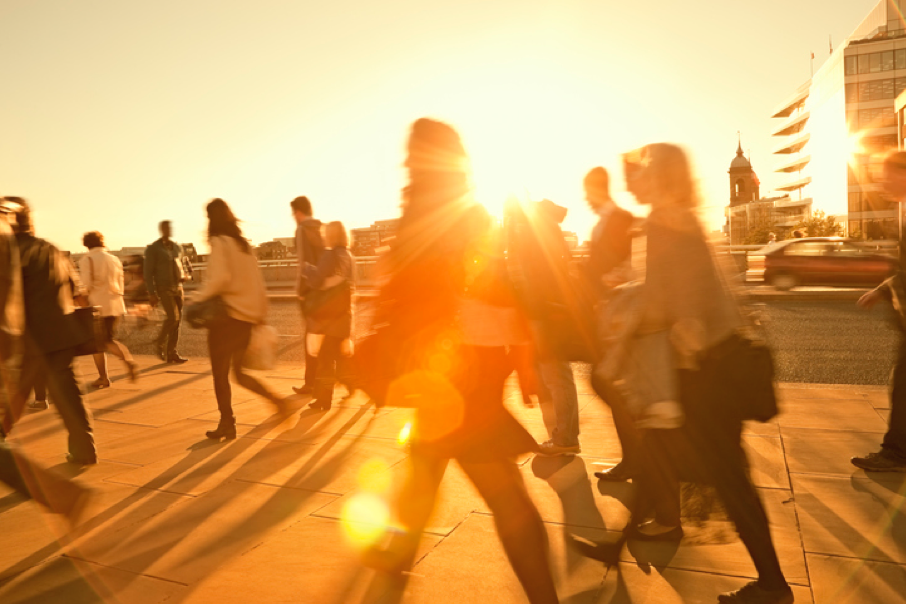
0,1,880,252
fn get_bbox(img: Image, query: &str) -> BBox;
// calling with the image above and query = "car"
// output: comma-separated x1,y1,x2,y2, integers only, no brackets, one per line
745,237,897,291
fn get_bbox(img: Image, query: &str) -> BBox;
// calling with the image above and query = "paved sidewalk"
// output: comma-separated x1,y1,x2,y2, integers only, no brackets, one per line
0,356,904,603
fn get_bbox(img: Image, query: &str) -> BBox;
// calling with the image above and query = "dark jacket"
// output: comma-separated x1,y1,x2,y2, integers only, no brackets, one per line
304,245,354,337
584,204,633,299
295,218,324,296
15,233,86,354
143,238,189,295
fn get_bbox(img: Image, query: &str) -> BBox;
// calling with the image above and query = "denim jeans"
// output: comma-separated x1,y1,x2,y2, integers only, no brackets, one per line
537,359,580,447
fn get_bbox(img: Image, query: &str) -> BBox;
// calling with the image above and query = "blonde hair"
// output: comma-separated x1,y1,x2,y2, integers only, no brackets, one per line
642,143,700,208
326,221,348,247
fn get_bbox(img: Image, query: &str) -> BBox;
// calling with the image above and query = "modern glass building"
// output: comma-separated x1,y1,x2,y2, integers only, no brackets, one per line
771,0,906,240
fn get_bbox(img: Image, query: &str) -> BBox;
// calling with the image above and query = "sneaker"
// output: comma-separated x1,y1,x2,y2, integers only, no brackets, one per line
718,580,793,603
28,400,49,411
851,451,906,473
538,440,581,457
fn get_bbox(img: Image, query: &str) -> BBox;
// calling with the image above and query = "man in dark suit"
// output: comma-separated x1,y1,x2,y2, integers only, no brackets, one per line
290,196,324,395
583,167,640,481
144,220,190,363
4,198,96,465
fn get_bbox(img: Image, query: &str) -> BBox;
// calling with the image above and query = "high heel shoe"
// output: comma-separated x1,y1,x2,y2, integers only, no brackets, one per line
205,424,237,440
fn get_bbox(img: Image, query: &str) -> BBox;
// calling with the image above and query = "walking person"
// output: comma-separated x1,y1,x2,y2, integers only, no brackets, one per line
289,196,324,396
0,198,92,524
190,199,285,440
507,198,582,456
363,118,559,603
302,221,354,411
78,231,138,388
3,198,97,465
144,220,191,364
582,167,642,481
853,150,906,473
622,144,792,603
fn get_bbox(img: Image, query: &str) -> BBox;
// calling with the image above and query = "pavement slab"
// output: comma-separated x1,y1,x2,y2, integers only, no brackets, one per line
398,513,608,604
772,399,889,432
0,555,185,604
782,428,887,476
792,473,906,565
807,553,906,604
595,563,814,604
69,480,338,585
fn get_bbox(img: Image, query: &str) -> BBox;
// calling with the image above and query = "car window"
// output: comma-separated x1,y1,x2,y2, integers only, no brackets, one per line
829,242,863,257
783,242,830,256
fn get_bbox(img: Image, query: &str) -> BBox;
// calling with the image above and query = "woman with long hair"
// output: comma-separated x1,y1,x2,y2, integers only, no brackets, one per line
624,144,792,604
193,198,284,440
364,118,558,603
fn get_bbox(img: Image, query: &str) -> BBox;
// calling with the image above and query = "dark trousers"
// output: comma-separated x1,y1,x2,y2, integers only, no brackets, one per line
299,301,318,386
313,335,352,404
208,316,276,426
638,357,787,589
156,288,184,357
883,339,906,462
590,371,640,470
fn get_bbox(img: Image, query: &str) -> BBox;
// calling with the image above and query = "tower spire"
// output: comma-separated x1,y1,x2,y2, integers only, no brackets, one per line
737,131,744,156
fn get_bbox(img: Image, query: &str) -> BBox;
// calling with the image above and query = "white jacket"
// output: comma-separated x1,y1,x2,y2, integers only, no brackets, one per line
78,248,126,317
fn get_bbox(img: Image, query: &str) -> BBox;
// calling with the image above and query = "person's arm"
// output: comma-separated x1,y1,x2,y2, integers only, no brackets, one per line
304,249,339,290
193,237,230,303
295,226,307,296
77,256,93,295
143,244,158,304
112,256,125,297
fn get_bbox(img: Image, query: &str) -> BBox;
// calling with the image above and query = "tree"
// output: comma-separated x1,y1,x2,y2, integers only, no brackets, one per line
796,210,842,237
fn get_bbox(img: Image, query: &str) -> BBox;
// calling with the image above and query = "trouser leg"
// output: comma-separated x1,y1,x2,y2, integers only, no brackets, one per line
539,359,580,447
682,368,787,589
314,336,341,403
636,430,681,527
208,322,237,426
591,372,641,470
158,289,183,357
299,302,318,386
230,320,278,402
882,340,906,462
44,348,95,461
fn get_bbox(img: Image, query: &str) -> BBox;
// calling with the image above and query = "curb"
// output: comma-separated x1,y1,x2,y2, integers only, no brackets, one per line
743,288,868,302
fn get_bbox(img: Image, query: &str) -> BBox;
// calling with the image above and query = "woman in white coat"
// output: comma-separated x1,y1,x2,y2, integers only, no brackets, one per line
79,231,137,388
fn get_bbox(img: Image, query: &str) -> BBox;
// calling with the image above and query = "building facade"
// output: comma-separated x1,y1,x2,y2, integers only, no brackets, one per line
770,0,906,241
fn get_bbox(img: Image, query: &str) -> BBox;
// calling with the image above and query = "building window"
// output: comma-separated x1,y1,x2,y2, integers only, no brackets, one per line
871,53,882,72
848,192,861,212
859,54,870,74
897,49,906,70
845,83,858,103
847,111,859,131
881,78,896,99
845,55,858,75
859,81,871,102
883,50,895,71
897,77,906,97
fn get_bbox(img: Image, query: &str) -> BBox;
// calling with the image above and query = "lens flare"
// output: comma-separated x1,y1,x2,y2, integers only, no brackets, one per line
341,493,390,547
398,421,412,445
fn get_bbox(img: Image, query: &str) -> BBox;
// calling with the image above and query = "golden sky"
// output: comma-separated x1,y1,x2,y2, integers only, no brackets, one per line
0,0,879,252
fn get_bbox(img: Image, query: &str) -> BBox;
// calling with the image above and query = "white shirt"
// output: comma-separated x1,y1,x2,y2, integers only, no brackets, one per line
78,247,127,317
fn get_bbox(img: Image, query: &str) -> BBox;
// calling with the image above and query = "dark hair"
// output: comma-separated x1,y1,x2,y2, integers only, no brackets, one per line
290,196,312,216
584,167,611,200
3,196,32,234
82,231,104,249
206,198,250,253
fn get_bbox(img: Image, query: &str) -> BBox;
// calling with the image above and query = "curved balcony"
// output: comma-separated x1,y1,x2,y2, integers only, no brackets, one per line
775,154,811,173
773,133,810,155
775,176,812,192
771,86,810,119
772,111,810,137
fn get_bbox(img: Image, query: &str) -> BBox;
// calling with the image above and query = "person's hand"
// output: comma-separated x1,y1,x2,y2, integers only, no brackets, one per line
149,293,159,307
858,289,882,310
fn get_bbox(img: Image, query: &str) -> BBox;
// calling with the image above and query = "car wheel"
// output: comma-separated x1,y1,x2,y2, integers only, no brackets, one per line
771,273,798,291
